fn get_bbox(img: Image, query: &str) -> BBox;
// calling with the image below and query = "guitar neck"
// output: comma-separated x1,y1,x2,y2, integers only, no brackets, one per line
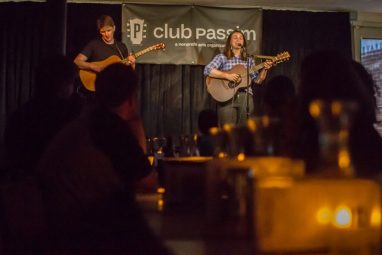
248,51,290,74
119,49,147,64
250,62,266,73
117,43,165,65
134,47,154,58
118,49,149,64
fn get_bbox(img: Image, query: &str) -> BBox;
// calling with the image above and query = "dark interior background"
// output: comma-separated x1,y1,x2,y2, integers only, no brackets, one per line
0,2,351,162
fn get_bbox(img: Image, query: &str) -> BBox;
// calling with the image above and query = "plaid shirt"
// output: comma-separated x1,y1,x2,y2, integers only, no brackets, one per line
204,53,258,80
204,54,258,95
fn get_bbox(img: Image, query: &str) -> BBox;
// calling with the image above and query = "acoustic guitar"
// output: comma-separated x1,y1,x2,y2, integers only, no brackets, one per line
206,51,290,103
80,43,165,92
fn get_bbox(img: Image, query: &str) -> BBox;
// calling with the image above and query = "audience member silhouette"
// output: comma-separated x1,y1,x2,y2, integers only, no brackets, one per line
1,55,82,254
37,63,171,254
288,50,382,178
352,60,377,109
262,75,296,155
263,75,296,117
3,55,82,180
197,109,218,156
351,60,382,138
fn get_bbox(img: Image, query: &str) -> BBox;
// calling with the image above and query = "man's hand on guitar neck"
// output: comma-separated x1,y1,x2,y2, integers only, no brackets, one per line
127,54,136,69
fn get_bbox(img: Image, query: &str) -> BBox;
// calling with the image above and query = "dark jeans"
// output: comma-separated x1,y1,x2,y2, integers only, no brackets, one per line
217,91,254,126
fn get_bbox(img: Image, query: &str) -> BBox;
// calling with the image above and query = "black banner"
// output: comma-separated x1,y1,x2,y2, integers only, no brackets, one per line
122,4,262,65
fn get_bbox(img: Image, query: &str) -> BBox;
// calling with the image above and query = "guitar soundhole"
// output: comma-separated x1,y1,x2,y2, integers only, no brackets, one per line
228,81,236,88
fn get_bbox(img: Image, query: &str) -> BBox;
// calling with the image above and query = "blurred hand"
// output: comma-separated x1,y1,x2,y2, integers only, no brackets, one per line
225,73,242,83
264,60,273,70
127,54,136,65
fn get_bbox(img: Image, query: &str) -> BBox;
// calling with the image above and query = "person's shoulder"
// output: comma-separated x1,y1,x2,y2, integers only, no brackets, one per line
116,40,126,46
82,38,101,52
87,38,103,46
37,109,93,161
214,53,226,60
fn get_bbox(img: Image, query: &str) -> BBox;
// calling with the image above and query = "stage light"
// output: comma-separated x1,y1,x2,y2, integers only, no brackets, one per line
338,148,351,169
218,152,226,158
370,206,381,228
157,187,165,194
237,152,245,161
316,207,331,225
333,205,352,228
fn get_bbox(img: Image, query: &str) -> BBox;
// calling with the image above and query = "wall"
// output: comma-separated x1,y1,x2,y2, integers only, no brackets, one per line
351,12,382,61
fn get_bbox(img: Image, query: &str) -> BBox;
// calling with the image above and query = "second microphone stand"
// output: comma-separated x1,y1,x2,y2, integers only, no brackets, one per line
244,49,251,120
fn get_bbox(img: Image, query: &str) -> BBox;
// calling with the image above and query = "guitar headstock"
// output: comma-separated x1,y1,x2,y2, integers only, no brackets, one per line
273,51,291,64
153,43,166,50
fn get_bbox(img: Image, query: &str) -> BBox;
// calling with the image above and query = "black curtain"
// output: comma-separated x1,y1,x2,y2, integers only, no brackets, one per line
262,10,352,87
0,3,352,162
0,3,47,163
136,64,214,137
252,10,352,115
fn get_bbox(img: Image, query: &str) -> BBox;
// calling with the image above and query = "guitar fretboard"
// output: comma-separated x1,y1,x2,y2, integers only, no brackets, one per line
250,62,266,73
134,47,155,58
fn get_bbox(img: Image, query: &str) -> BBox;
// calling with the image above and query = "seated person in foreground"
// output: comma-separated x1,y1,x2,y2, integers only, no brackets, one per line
287,50,382,178
4,55,82,179
37,63,171,254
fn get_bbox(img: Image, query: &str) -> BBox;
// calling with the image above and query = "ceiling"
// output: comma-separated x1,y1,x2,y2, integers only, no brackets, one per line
4,0,382,14
65,0,382,14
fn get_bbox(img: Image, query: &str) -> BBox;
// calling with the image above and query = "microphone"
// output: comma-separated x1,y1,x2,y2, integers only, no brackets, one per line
238,43,246,52
238,43,247,58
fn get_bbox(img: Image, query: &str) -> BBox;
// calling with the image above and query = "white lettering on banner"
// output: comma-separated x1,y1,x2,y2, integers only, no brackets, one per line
174,42,225,48
206,29,216,40
242,29,256,41
216,29,227,40
153,24,192,39
153,27,164,38
182,24,192,39
195,28,206,39
195,28,256,40
176,42,198,46
152,23,256,41
206,43,225,48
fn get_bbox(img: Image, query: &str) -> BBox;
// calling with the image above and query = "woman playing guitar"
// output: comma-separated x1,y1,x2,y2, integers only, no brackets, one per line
204,30,273,126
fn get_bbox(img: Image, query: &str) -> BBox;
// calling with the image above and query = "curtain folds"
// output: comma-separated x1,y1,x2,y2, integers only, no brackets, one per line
262,10,352,89
136,64,215,137
0,3,46,161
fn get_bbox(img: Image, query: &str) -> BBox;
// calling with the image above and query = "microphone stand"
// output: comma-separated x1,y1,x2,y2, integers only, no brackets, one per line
244,48,251,120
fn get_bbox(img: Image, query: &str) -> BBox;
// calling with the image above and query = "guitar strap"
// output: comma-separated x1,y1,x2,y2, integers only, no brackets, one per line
114,42,125,59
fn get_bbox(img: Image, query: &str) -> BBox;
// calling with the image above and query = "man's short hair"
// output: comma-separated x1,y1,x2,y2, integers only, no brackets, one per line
95,63,138,108
97,15,115,30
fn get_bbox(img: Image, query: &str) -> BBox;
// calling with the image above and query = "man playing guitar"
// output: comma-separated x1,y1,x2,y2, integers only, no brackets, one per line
74,15,135,98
